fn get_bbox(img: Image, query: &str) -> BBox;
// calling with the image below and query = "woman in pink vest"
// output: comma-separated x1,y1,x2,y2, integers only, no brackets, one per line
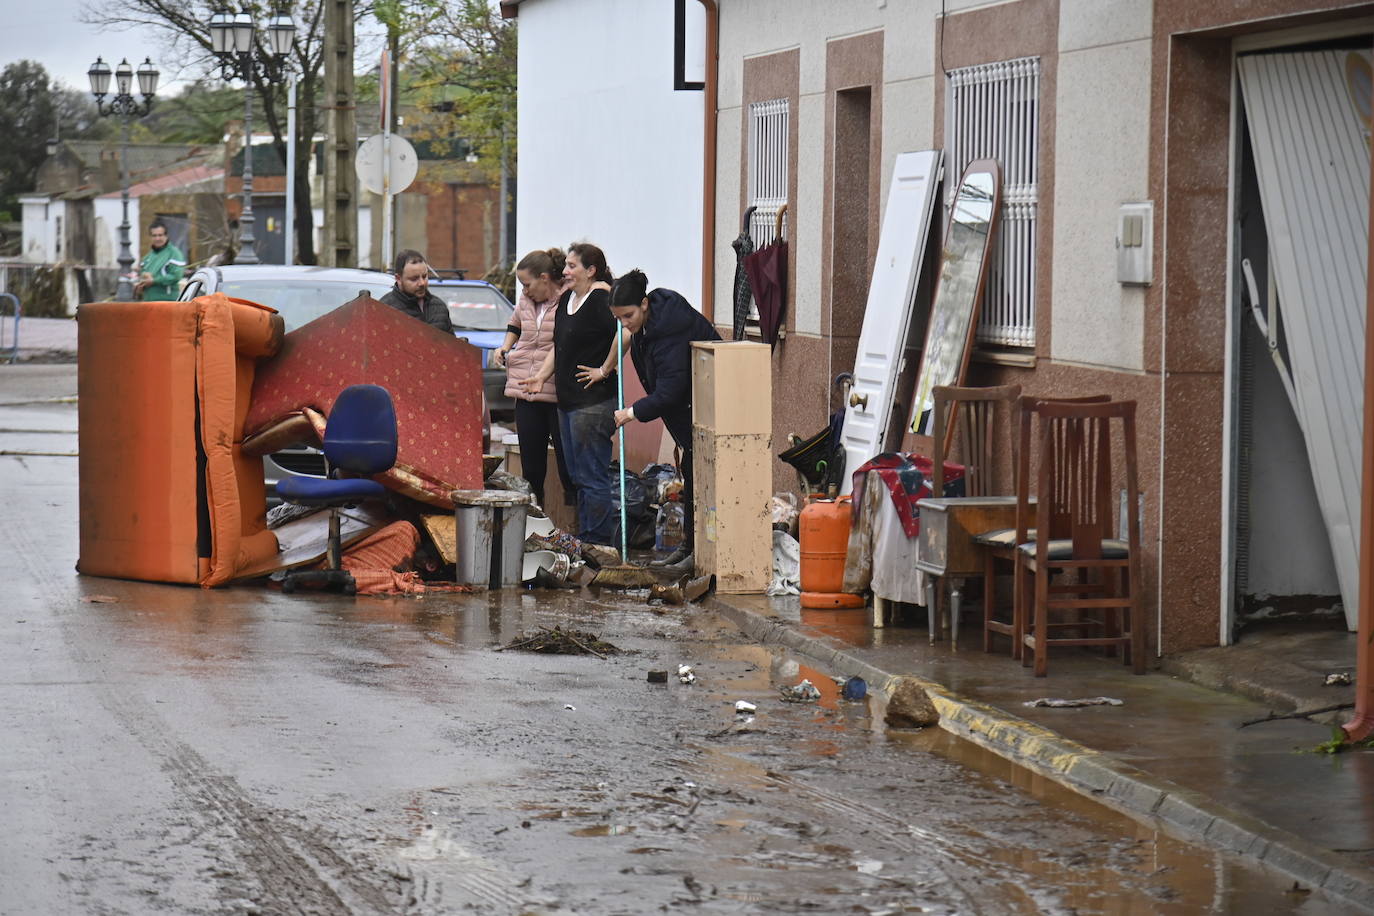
497,248,576,509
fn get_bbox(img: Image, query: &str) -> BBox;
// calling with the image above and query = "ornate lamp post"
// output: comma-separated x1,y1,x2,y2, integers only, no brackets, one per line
88,56,158,300
208,6,295,265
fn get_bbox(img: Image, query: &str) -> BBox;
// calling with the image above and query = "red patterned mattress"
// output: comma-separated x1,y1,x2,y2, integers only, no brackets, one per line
244,295,485,507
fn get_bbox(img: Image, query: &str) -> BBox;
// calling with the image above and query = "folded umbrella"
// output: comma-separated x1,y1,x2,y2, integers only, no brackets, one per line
731,205,757,340
744,204,788,346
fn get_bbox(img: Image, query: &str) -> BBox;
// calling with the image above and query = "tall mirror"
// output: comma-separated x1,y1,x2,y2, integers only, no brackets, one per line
905,159,1003,443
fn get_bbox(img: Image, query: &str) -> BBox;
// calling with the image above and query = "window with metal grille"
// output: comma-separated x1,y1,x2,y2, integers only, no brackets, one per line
946,57,1040,349
746,97,789,321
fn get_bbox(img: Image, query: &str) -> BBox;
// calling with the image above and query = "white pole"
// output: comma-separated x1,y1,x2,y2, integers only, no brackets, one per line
285,75,296,265
381,48,393,271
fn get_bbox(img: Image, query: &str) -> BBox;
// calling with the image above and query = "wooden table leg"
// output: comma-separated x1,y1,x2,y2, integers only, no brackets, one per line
951,578,963,649
926,579,939,645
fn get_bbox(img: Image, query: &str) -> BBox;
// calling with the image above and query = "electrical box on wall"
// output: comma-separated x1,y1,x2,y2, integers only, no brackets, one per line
1116,201,1153,286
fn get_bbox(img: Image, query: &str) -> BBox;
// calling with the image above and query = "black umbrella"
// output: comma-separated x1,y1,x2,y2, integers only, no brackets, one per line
744,204,788,346
731,205,757,340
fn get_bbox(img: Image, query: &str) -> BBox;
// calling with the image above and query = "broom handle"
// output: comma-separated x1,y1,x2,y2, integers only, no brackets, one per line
616,326,628,560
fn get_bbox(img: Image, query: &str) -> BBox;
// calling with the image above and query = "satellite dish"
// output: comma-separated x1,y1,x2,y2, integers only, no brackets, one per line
355,133,418,195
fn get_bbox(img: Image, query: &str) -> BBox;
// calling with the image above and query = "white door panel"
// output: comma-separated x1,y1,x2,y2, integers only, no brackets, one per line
839,150,942,494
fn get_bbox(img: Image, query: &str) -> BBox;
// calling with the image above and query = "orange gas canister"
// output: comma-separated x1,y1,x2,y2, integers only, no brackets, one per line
798,495,865,609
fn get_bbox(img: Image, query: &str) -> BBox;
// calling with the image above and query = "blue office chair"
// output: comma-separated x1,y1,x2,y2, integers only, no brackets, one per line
278,384,398,595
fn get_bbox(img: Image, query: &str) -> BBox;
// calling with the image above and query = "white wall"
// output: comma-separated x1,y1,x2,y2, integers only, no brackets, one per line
20,198,54,263
93,197,139,270
309,205,374,269
516,0,704,306
1050,0,1153,371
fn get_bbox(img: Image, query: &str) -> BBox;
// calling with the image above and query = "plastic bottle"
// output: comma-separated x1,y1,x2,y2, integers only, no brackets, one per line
654,493,685,555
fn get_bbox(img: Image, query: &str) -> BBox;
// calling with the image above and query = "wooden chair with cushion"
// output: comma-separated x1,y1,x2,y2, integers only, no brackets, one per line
923,384,1020,645
1016,398,1145,677
976,394,1110,657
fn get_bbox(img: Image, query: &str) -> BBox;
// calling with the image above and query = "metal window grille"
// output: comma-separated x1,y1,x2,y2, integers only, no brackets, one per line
746,97,789,322
946,57,1040,349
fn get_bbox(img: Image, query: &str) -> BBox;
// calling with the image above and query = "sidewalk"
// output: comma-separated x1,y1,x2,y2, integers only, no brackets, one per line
705,592,1374,912
1,316,78,362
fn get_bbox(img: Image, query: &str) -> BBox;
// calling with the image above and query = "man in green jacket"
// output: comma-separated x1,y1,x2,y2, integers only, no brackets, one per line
135,219,186,301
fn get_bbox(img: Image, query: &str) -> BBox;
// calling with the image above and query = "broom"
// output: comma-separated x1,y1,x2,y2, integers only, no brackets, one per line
591,323,658,589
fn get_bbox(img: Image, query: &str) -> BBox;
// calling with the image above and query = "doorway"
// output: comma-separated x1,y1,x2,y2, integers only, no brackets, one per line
1225,42,1368,639
828,86,873,378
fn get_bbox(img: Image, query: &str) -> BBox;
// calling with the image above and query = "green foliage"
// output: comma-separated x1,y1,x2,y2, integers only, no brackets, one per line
1307,726,1374,755
0,61,107,215
403,0,517,182
80,0,336,264
142,82,244,145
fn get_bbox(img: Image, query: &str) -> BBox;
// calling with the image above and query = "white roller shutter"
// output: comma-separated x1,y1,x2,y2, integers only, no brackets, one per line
1238,49,1370,628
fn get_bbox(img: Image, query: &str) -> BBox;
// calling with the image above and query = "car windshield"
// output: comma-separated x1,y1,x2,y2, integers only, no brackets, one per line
220,279,395,331
434,285,513,331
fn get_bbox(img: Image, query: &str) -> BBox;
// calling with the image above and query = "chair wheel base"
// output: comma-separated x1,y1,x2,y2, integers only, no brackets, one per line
281,569,357,595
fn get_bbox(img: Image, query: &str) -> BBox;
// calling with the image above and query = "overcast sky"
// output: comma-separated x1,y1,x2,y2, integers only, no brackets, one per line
6,0,386,99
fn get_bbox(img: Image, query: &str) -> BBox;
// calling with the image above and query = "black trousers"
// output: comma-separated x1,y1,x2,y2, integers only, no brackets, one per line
514,399,574,508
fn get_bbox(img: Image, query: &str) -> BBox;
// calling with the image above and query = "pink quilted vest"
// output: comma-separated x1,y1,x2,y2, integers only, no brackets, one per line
502,285,564,403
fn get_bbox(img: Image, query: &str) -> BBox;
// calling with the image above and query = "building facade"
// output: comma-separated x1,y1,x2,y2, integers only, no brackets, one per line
706,0,1374,655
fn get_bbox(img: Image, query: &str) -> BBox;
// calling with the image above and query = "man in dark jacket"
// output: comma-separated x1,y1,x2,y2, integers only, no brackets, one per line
380,249,454,333
605,269,721,567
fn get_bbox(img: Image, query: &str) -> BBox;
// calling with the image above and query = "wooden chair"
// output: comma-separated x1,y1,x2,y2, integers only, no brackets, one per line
1015,399,1145,677
923,384,1020,645
977,394,1110,658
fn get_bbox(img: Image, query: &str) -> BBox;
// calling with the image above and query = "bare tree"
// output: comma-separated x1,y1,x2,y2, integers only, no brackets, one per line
78,0,356,264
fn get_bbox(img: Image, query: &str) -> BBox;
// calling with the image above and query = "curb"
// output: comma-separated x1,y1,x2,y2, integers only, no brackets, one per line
705,595,1374,913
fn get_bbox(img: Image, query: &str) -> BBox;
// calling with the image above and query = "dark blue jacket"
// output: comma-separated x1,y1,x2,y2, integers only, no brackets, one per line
629,288,721,445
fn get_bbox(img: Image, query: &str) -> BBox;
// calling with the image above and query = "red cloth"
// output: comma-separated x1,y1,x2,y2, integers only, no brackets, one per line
245,296,485,507
850,453,965,538
340,520,426,595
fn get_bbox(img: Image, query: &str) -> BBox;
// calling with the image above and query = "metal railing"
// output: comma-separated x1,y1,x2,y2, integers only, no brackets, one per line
746,97,790,324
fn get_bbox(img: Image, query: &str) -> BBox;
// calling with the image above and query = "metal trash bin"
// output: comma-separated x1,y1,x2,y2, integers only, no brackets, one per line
452,490,532,589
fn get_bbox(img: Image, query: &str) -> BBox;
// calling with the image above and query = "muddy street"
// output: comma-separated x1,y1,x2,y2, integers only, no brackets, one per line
0,364,1347,914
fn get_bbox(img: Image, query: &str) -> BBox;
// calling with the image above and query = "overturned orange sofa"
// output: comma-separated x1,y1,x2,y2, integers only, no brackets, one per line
77,294,285,586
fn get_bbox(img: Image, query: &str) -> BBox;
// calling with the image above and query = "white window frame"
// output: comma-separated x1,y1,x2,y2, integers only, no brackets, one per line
946,56,1040,349
745,97,789,323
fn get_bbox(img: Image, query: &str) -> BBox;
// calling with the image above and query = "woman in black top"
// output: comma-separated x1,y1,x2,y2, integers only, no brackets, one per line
521,242,619,545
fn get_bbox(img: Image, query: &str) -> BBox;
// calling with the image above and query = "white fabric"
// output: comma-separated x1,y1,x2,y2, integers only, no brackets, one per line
843,469,927,605
768,530,801,596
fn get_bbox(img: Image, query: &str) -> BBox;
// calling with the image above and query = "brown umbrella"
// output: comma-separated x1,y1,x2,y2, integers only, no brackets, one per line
744,204,788,346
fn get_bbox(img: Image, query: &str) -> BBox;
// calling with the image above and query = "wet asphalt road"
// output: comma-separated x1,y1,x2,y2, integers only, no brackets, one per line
0,363,1350,914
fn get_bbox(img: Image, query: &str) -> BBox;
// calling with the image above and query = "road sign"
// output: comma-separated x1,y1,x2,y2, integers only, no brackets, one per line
355,134,418,195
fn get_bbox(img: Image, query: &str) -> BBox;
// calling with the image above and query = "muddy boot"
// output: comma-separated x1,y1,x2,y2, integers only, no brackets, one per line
648,545,690,568
682,573,715,603
648,580,686,605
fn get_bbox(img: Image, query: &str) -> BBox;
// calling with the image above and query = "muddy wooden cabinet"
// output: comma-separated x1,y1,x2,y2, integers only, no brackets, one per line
691,341,772,593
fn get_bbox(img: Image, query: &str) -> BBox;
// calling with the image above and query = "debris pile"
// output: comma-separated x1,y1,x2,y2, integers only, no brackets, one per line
497,626,621,658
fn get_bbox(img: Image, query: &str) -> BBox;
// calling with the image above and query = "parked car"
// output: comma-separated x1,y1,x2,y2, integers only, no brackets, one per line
427,272,516,419
179,264,492,498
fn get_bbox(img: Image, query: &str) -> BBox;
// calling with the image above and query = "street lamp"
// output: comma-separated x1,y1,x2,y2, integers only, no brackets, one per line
208,5,296,265
88,55,158,300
